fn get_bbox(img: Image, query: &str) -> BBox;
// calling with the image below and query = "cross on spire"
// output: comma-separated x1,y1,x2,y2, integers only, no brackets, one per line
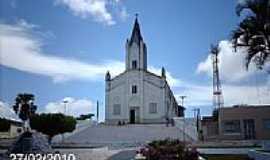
135,13,139,19
130,13,143,44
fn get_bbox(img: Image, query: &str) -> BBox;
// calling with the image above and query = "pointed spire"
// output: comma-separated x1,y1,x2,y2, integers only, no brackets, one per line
130,14,143,44
105,71,111,81
161,67,166,78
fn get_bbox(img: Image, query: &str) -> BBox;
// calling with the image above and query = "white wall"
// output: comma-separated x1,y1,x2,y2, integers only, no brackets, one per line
143,72,165,121
105,69,179,125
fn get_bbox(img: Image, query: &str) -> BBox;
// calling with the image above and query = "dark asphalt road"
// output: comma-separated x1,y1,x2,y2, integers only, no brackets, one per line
107,150,137,160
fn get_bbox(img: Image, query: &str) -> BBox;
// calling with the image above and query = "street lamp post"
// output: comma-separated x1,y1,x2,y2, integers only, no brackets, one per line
192,108,201,132
63,100,68,115
179,96,186,107
179,96,187,143
97,101,99,123
62,100,69,143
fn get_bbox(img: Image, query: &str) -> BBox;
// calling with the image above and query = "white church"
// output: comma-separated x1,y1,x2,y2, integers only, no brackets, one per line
105,17,184,125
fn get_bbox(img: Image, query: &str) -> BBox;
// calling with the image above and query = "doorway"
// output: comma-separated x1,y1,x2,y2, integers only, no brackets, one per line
243,119,255,139
130,109,135,124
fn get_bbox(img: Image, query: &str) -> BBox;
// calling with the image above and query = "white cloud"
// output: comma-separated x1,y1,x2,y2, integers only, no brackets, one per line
44,97,96,117
196,56,211,76
175,83,270,108
0,22,125,82
0,100,21,121
55,0,121,25
0,22,182,87
17,19,39,29
148,66,182,87
197,40,259,82
223,84,270,105
185,40,270,111
175,85,212,107
119,7,128,21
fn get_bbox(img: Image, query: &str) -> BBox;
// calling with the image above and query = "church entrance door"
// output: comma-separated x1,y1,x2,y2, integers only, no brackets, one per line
130,109,135,124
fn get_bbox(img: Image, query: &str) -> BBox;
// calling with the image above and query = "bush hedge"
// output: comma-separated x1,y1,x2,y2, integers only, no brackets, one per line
139,138,198,160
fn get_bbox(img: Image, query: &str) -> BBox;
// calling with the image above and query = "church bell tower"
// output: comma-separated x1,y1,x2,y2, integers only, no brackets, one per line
125,16,147,71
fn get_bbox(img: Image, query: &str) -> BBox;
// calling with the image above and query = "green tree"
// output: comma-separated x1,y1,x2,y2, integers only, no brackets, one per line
0,118,11,132
30,113,76,143
232,0,270,71
12,93,37,122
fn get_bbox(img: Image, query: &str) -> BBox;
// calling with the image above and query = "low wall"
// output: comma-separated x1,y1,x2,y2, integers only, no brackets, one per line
248,150,270,160
173,117,199,141
52,119,94,143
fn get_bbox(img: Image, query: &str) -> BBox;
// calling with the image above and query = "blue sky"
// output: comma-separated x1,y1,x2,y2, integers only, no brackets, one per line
1,0,269,121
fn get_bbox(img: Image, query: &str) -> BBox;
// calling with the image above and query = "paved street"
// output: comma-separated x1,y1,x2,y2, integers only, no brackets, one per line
198,147,261,155
107,150,137,160
57,147,122,160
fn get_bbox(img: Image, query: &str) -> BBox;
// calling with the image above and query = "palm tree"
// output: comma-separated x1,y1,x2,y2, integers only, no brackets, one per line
13,93,37,130
232,0,270,71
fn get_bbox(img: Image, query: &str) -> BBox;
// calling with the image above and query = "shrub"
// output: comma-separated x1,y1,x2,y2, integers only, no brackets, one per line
30,113,76,143
140,139,198,160
0,118,10,132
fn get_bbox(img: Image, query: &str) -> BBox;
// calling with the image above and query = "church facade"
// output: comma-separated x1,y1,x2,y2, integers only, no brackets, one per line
105,18,181,125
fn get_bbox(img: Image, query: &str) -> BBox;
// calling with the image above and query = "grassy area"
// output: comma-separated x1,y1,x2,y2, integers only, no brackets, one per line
201,154,250,160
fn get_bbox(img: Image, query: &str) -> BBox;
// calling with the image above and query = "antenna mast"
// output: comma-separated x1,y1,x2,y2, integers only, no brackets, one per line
211,44,224,109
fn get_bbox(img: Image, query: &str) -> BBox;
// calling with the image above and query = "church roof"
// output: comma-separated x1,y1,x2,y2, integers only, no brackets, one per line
130,17,143,44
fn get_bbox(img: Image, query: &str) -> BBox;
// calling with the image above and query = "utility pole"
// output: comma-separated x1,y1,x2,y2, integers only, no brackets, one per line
63,100,68,115
179,96,187,143
97,100,99,123
179,96,187,107
192,108,200,132
62,100,69,142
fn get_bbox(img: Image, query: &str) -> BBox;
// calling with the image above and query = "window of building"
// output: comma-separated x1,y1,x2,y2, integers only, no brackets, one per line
132,60,137,69
222,120,241,134
113,104,121,115
132,85,137,94
263,119,270,130
149,103,157,114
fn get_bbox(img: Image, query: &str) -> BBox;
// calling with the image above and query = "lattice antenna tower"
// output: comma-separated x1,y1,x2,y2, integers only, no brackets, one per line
211,44,224,109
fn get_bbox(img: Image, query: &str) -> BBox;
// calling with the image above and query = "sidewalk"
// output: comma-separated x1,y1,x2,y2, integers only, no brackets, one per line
57,147,137,160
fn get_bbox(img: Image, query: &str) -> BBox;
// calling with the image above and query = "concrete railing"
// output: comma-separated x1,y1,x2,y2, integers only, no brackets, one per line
248,150,270,160
173,117,199,141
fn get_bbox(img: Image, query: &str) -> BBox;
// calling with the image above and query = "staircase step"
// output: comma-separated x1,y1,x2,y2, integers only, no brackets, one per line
64,124,186,149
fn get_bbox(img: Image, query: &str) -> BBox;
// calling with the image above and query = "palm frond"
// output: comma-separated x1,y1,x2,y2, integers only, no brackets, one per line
232,0,270,70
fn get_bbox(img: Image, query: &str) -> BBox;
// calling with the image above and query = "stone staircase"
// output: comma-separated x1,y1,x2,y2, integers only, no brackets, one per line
64,124,192,149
